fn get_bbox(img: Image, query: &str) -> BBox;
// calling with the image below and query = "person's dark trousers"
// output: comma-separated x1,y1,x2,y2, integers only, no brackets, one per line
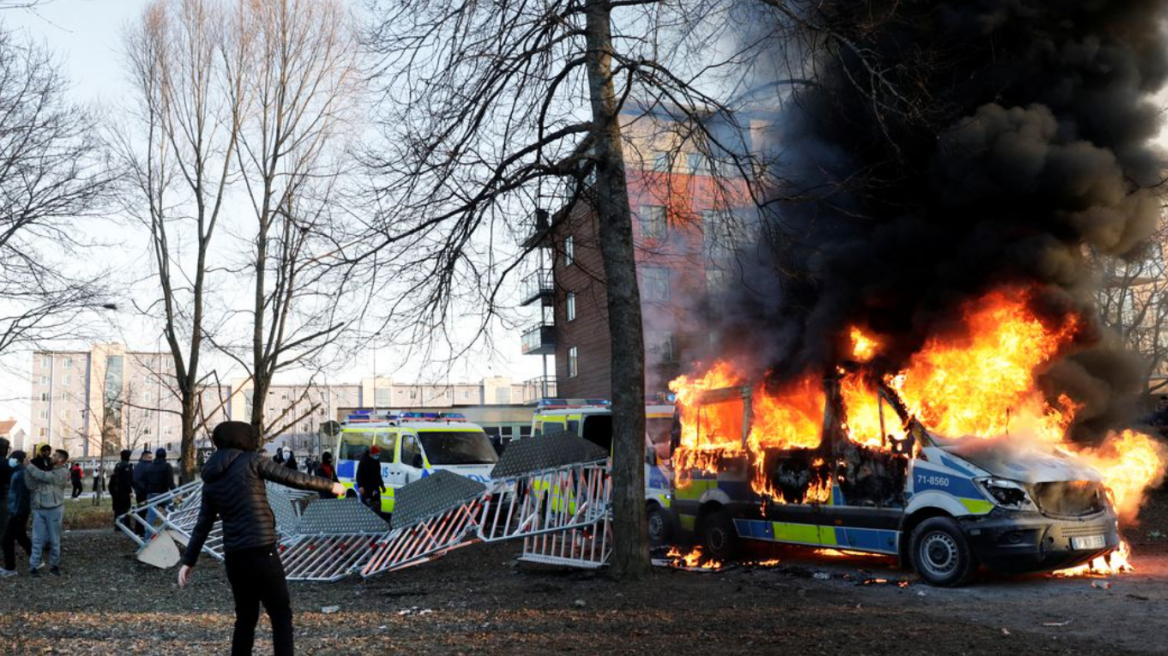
71,480,82,498
112,494,132,532
2,513,31,571
133,494,147,537
224,545,294,656
0,494,8,538
360,491,381,516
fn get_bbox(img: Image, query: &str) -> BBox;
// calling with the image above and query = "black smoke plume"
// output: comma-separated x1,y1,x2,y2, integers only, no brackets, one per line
718,0,1168,441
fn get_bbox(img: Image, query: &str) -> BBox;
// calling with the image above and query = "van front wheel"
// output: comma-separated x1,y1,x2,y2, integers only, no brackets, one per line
911,517,977,587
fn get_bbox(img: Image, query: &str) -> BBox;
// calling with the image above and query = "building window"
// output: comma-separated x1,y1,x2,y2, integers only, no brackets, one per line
41,355,51,369
40,392,48,402
566,292,577,322
64,357,72,369
652,151,670,172
63,375,71,385
686,152,704,174
59,392,67,401
647,331,677,363
144,390,152,403
641,266,672,302
409,390,418,400
564,235,574,266
143,427,152,436
463,390,471,400
638,205,667,240
568,346,579,378
39,375,49,386
38,409,48,420
39,427,46,437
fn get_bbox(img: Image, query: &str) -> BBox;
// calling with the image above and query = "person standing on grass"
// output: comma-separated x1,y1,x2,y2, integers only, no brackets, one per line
69,462,83,500
23,449,69,577
144,448,176,525
356,446,385,515
0,450,30,578
283,450,298,472
109,450,135,532
0,438,11,537
131,449,153,536
179,421,344,656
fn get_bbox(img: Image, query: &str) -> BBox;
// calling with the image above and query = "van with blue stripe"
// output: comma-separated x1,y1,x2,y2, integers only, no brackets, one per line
671,375,1119,586
334,410,498,515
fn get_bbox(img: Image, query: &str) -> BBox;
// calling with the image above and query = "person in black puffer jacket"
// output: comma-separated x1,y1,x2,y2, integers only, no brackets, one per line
179,421,343,656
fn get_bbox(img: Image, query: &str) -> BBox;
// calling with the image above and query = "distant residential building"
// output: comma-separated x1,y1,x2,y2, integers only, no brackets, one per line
30,345,230,458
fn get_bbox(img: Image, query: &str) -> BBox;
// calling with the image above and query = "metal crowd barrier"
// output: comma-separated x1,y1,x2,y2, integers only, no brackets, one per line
118,433,616,580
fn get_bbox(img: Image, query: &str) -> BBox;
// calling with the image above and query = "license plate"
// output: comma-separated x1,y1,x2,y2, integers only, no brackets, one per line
1071,535,1106,550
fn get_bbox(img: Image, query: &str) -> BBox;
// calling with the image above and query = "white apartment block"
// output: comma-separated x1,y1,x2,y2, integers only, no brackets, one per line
30,345,230,458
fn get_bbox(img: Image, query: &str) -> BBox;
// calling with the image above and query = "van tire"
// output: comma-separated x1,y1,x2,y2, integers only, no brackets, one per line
696,508,739,560
647,503,671,547
911,516,978,587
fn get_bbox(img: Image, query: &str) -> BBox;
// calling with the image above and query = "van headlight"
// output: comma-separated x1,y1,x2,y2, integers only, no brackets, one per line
976,478,1038,511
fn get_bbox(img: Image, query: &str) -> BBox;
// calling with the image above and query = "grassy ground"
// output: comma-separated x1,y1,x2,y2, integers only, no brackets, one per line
62,496,114,531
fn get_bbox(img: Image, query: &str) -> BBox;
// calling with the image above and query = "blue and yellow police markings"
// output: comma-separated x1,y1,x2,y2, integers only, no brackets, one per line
733,519,899,554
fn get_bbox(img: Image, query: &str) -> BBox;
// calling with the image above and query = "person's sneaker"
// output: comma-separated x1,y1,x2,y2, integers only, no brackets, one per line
29,568,39,578
0,568,16,578
49,567,61,577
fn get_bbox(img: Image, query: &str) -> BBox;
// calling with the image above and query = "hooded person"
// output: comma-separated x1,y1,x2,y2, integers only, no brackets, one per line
108,450,135,532
355,446,386,514
143,448,176,526
179,421,344,656
0,449,29,577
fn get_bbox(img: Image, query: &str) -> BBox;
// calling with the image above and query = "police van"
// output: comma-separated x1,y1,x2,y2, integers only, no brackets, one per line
334,410,499,514
530,399,676,546
671,376,1120,586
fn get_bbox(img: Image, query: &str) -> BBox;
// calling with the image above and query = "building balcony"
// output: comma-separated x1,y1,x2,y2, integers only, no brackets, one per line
523,376,558,402
521,323,556,356
520,270,554,307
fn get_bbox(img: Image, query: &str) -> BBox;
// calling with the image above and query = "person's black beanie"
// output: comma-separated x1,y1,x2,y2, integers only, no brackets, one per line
120,449,132,461
155,448,167,460
212,421,259,452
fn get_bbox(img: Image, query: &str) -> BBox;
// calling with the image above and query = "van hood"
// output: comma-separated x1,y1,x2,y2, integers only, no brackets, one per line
433,463,494,485
935,436,1102,484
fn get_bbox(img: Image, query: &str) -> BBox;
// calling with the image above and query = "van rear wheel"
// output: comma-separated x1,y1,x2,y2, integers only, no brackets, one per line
911,517,978,587
696,508,738,560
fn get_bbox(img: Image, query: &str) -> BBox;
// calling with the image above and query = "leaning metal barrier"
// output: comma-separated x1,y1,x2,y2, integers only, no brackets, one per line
359,471,488,578
280,499,389,582
118,435,616,581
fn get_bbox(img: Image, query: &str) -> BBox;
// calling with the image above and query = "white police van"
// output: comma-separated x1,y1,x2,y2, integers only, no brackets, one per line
334,410,498,514
529,398,676,546
671,376,1120,586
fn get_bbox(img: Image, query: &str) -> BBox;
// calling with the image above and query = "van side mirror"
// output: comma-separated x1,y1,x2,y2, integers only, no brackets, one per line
412,453,424,469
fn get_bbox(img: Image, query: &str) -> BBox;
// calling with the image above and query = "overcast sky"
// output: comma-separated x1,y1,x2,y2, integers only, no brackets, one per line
0,0,545,428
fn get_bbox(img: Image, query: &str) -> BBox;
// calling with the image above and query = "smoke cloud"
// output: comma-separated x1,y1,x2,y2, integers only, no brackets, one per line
716,0,1168,441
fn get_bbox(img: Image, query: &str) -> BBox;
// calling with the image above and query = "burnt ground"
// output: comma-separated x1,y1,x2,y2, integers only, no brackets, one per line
1,491,1167,655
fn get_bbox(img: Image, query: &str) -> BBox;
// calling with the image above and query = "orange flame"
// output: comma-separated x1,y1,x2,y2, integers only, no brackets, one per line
850,326,879,363
665,546,723,570
670,286,1168,568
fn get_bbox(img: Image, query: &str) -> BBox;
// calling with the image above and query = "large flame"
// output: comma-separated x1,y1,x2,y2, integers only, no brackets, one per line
671,286,1167,566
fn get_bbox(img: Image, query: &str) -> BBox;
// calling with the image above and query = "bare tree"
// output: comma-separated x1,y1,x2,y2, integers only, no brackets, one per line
359,0,780,579
0,25,114,356
1093,212,1168,396
118,0,244,482
218,0,359,438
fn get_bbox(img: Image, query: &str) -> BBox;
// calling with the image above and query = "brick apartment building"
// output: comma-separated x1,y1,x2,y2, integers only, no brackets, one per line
521,104,759,399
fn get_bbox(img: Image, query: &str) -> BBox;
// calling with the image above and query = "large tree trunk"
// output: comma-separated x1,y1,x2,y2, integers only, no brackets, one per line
179,396,196,483
583,0,650,580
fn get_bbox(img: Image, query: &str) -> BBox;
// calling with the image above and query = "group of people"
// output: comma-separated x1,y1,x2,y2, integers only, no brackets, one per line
0,439,73,578
1,428,352,655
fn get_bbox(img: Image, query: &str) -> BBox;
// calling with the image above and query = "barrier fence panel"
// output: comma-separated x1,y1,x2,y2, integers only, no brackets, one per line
359,471,488,579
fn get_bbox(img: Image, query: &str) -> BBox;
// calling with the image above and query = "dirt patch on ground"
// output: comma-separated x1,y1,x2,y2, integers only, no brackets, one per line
0,486,1165,655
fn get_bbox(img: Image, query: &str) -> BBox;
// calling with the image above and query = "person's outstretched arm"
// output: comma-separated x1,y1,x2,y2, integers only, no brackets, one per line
256,455,341,495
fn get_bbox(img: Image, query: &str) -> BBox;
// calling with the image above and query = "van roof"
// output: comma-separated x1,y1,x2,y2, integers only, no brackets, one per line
341,420,486,431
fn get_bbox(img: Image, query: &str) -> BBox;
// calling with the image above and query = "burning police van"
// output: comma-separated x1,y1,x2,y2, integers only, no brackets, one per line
668,371,1121,586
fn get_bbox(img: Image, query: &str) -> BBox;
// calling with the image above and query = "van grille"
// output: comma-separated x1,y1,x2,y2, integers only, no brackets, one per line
1031,481,1107,518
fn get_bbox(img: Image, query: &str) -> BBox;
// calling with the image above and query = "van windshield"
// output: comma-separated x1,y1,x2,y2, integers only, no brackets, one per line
418,431,499,465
